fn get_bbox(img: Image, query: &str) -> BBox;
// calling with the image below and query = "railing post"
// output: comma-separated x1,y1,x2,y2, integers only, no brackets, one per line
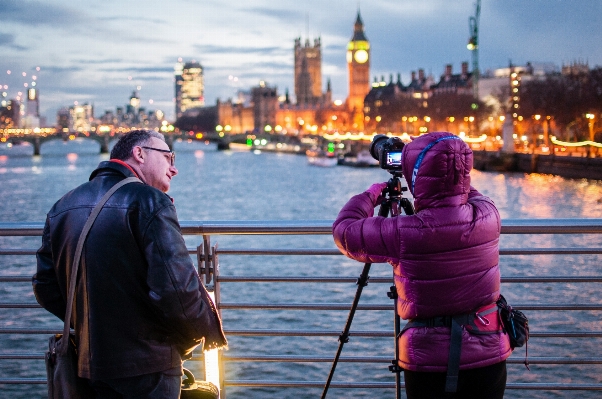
197,235,214,285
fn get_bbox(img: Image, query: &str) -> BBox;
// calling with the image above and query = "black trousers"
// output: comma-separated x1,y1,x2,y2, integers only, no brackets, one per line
404,360,507,399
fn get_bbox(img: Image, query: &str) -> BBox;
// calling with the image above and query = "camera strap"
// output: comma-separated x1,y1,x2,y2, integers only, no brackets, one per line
410,135,462,193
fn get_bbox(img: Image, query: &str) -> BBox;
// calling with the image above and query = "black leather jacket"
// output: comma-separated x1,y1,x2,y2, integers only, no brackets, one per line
33,161,226,380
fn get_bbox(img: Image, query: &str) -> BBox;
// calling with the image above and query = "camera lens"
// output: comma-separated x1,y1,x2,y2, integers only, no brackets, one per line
369,134,389,161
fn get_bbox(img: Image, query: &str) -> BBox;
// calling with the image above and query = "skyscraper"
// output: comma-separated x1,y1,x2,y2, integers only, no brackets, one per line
175,60,205,118
294,37,322,106
346,11,370,113
22,88,40,128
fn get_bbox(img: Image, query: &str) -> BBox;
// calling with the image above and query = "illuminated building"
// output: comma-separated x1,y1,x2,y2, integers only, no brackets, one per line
252,81,278,132
346,11,371,114
0,99,19,128
26,88,39,118
70,103,94,132
22,88,40,128
175,60,205,118
294,37,323,106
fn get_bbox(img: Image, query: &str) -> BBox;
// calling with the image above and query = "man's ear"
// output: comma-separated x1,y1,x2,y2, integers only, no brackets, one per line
131,146,145,164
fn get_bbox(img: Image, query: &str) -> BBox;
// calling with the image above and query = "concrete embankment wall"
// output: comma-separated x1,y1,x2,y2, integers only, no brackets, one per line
472,151,602,181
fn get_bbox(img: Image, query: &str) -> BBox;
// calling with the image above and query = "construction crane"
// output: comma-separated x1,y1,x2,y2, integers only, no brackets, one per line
467,0,481,101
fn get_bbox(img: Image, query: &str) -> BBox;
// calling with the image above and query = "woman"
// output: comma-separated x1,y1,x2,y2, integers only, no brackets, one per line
333,132,511,398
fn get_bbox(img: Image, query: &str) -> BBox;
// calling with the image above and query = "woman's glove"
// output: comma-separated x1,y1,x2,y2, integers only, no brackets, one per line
365,182,388,206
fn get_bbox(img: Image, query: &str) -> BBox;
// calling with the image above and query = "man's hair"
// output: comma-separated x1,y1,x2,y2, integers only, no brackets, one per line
110,130,165,161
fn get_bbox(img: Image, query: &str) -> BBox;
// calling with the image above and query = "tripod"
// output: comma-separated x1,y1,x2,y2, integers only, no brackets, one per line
321,171,414,399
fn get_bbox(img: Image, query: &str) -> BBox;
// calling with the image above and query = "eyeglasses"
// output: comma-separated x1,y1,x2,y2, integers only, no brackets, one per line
141,146,176,166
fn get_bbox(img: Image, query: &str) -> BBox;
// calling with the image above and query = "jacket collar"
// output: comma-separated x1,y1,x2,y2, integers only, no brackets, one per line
89,160,138,181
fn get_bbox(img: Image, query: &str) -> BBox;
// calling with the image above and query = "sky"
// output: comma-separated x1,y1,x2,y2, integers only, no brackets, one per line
1,0,601,123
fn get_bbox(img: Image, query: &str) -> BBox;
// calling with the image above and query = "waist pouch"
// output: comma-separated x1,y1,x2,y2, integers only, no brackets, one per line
401,302,502,393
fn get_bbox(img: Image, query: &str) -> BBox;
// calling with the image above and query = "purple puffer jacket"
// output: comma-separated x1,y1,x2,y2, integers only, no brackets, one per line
333,132,511,372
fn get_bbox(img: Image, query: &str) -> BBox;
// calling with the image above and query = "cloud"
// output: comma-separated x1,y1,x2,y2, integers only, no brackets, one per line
0,0,84,26
0,32,27,50
244,6,302,21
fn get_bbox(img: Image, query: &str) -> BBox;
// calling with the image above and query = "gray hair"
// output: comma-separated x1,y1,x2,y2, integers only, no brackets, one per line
110,130,165,161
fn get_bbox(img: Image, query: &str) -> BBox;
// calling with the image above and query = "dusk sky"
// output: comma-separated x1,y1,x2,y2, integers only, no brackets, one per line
1,0,601,123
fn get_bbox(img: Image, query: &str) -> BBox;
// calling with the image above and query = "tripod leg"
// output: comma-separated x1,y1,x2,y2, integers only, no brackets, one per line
394,298,403,398
388,285,403,398
321,261,372,399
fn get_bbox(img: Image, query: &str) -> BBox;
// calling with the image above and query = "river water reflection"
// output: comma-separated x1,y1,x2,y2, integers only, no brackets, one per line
0,138,601,398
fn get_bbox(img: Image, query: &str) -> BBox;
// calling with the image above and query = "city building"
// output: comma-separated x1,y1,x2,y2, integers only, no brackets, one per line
0,99,19,128
175,60,205,118
294,37,323,106
175,12,371,135
70,103,94,132
431,62,474,96
252,81,279,132
21,87,40,129
346,11,371,118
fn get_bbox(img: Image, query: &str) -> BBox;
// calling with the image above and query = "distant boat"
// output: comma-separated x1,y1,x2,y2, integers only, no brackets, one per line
306,148,338,167
338,150,379,167
227,142,252,151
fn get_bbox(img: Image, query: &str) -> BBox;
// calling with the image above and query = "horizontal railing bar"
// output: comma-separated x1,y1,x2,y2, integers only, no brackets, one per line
224,380,602,390
0,249,39,255
3,302,602,312
218,303,602,311
0,304,41,308
500,248,602,255
0,379,47,384
3,275,602,284
219,303,392,310
214,249,341,255
0,276,32,282
222,330,602,338
216,276,602,283
212,248,602,256
1,327,601,339
225,380,394,388
0,328,63,334
2,219,602,237
4,247,602,257
1,353,598,365
0,378,600,390
221,355,602,365
0,354,44,359
224,329,390,337
507,383,602,391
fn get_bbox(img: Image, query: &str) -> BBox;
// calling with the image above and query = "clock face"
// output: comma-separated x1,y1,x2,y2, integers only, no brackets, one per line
346,51,352,63
354,49,368,64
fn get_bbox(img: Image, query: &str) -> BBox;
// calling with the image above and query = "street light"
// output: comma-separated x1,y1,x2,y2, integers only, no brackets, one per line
586,113,595,141
586,113,596,157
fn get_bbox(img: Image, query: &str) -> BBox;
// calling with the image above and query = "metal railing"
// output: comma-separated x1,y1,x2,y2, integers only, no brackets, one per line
1,219,602,397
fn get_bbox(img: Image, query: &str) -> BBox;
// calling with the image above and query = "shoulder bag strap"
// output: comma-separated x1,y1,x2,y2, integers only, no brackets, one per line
60,177,142,344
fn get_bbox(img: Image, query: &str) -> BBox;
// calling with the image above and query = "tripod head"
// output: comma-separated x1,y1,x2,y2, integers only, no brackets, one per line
380,170,415,217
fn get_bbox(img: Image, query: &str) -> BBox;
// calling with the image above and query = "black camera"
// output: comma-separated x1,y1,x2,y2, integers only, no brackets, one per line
369,134,405,171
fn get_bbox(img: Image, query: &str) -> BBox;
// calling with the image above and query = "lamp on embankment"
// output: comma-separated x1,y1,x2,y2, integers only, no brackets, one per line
586,113,595,157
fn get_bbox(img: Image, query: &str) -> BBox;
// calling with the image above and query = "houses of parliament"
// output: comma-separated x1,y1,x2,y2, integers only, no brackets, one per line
174,11,478,136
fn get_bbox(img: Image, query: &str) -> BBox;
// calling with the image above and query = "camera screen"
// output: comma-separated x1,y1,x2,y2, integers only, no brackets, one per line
386,150,403,166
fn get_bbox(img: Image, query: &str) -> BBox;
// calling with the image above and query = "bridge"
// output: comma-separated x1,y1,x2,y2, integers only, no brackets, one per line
0,127,257,155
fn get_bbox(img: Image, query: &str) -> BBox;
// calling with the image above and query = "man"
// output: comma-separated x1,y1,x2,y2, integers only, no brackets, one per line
33,130,227,398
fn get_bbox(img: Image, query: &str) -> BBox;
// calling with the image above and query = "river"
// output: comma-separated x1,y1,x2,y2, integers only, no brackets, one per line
0,138,601,398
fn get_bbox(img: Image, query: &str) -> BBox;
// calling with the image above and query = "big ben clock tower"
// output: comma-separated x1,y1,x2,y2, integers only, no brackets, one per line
347,11,370,119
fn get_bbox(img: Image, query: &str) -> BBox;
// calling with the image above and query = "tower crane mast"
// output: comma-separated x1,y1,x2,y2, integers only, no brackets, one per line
467,0,481,101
